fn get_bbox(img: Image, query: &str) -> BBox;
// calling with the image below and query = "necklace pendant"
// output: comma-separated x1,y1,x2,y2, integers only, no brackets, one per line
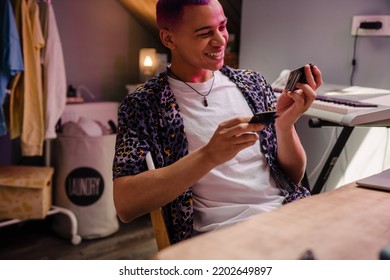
169,68,214,108
203,97,208,107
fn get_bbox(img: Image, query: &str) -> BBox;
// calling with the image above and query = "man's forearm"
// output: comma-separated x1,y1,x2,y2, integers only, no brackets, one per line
276,125,306,184
113,146,216,222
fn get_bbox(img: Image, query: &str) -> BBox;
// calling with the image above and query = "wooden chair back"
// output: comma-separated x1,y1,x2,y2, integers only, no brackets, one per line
149,207,171,251
146,152,172,251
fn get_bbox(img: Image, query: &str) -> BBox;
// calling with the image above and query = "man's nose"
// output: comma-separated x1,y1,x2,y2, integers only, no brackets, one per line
210,31,227,46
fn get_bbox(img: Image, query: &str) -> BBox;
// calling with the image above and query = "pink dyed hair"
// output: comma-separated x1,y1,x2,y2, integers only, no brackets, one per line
156,0,211,30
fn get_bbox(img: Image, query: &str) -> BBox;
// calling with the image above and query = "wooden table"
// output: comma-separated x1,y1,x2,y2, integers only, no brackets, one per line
155,184,390,260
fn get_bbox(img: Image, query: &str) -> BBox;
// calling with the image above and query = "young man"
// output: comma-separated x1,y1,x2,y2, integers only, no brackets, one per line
113,0,322,244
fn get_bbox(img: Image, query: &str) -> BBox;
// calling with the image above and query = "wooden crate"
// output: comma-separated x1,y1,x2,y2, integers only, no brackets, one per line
0,166,54,220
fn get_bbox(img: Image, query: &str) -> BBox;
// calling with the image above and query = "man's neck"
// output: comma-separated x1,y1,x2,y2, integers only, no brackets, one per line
169,65,213,83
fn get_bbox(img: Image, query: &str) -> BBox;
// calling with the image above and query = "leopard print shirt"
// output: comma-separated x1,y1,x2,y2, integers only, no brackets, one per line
113,65,310,244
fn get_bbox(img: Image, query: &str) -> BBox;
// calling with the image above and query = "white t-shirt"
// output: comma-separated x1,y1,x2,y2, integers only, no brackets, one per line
168,71,283,234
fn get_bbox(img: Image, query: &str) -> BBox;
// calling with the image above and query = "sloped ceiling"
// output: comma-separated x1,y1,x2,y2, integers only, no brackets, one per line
117,0,159,37
117,0,242,49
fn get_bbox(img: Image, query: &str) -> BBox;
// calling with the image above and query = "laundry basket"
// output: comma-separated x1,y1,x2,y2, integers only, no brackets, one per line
51,102,120,239
52,133,119,239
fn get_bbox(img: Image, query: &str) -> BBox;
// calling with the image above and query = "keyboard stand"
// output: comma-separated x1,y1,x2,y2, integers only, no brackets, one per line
308,118,355,194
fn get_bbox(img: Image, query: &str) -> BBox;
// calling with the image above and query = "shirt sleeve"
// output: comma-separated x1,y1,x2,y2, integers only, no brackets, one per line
112,94,151,179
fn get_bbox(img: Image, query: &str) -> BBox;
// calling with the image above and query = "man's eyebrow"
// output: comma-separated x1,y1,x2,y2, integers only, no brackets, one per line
194,18,228,33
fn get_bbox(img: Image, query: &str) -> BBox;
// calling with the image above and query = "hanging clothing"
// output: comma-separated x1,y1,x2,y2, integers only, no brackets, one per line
10,0,45,156
0,0,24,136
38,0,67,139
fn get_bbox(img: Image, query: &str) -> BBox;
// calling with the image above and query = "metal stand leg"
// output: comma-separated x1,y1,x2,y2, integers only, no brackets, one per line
0,206,82,245
310,121,354,194
301,171,310,190
48,206,82,245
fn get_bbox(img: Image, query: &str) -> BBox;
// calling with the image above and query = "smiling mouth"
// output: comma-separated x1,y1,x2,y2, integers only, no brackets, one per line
206,51,224,59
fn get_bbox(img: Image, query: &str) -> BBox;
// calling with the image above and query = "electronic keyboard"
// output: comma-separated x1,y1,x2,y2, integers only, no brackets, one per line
273,86,390,126
307,94,390,126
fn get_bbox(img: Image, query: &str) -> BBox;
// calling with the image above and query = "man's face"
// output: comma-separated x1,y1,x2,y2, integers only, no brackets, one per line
170,0,229,74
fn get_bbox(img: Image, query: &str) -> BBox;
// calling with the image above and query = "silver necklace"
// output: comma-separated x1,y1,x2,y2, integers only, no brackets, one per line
169,69,215,107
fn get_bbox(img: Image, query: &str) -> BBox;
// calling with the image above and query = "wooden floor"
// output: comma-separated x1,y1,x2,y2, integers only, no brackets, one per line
0,215,158,260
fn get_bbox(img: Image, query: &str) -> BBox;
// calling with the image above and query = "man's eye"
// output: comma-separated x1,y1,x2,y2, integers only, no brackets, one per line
198,31,212,37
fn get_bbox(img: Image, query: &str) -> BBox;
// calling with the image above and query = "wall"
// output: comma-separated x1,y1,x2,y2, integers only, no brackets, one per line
240,0,390,89
240,0,390,190
52,0,165,102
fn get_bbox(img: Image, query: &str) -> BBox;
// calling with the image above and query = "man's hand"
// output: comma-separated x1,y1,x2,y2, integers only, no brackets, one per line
276,64,323,129
203,117,264,166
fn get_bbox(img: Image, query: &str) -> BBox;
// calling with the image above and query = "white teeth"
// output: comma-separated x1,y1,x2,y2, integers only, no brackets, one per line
208,52,222,57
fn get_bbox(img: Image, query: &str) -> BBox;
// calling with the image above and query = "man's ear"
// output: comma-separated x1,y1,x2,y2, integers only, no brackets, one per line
160,29,175,49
